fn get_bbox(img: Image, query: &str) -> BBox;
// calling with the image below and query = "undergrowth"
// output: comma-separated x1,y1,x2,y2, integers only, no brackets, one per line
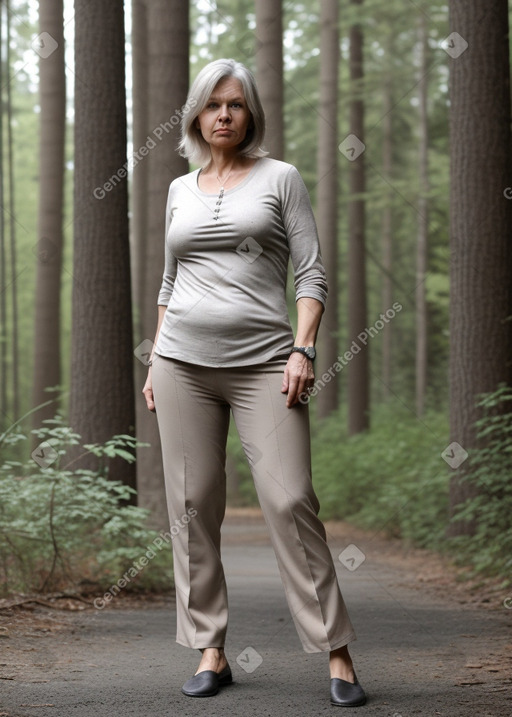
0,417,173,597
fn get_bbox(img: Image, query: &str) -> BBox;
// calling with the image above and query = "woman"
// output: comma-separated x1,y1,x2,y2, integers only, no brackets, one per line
143,58,366,708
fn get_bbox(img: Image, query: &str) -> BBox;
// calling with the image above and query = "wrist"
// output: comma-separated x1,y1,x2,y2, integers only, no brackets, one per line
290,345,316,361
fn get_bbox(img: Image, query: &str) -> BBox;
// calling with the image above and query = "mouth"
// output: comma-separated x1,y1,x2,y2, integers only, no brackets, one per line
215,128,233,134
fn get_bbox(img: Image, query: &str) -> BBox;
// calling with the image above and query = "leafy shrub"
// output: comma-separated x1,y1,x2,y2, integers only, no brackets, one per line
310,403,450,549
0,417,173,597
449,385,512,578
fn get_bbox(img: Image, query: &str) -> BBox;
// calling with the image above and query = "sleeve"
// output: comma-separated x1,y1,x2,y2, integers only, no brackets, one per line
157,182,178,306
279,165,328,307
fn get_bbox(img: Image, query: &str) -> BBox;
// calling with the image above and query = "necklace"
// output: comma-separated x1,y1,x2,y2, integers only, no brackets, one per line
213,166,235,221
216,166,235,190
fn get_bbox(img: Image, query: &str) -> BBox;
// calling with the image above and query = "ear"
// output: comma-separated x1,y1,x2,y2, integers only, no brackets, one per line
195,117,201,130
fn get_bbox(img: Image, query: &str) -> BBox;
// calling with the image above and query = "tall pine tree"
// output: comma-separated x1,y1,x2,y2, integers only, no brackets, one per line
70,0,135,492
448,0,512,533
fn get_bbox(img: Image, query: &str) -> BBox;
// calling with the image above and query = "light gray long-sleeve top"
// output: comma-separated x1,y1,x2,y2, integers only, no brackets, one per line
155,157,328,367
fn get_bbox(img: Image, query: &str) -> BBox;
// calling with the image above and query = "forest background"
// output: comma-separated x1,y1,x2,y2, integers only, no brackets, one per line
0,0,511,597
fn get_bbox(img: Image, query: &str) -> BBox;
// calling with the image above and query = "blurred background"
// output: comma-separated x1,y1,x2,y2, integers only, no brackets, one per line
0,0,510,597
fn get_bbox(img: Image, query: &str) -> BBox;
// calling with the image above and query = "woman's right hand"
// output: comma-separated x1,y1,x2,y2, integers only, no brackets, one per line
142,369,156,412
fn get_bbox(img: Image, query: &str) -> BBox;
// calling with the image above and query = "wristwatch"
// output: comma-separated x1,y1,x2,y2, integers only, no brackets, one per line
290,346,316,361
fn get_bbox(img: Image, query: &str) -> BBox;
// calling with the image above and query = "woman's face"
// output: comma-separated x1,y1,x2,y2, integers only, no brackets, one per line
196,76,252,153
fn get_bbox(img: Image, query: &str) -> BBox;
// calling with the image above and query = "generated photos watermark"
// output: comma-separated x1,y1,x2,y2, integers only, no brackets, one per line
31,31,58,59
300,302,403,404
236,646,263,673
440,32,468,59
93,507,197,609
339,543,366,572
441,441,468,469
93,98,197,200
339,133,366,161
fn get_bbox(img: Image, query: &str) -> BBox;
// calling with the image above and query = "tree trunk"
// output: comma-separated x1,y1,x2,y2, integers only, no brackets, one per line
347,0,369,435
31,0,65,429
448,0,512,534
70,0,135,493
255,0,284,160
135,0,189,529
315,0,340,419
6,2,19,420
380,40,393,399
415,12,429,417
131,0,148,335
0,3,6,422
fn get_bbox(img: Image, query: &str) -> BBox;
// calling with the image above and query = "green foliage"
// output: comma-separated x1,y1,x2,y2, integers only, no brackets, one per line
4,0,455,425
228,400,450,550
311,403,450,548
449,385,512,579
0,417,173,597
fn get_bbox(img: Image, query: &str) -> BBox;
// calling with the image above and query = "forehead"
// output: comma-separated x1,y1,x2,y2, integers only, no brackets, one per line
208,76,245,100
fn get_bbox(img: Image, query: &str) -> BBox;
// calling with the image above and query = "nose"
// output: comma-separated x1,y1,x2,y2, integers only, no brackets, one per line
218,104,231,123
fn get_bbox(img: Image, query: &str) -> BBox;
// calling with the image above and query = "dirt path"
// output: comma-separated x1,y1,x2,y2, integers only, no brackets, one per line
1,508,511,716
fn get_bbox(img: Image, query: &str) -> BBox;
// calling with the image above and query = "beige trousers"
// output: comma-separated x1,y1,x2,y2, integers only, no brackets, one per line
152,355,356,653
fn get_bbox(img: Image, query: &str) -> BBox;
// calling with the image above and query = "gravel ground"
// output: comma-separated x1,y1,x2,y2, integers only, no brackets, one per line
1,508,511,717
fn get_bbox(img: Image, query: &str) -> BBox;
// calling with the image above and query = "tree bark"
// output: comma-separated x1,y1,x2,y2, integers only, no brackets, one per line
415,12,429,417
70,0,135,493
380,38,393,399
448,0,512,534
131,0,149,336
255,0,284,160
31,0,65,428
6,3,19,420
0,4,6,421
135,0,189,529
315,0,340,419
347,0,369,435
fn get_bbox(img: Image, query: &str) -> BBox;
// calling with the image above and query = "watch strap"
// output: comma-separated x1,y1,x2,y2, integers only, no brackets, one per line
290,346,316,361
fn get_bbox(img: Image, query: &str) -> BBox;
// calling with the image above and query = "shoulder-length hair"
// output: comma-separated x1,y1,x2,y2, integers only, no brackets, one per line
179,58,268,167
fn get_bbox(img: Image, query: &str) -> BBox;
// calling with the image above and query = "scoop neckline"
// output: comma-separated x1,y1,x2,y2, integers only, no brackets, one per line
195,158,262,196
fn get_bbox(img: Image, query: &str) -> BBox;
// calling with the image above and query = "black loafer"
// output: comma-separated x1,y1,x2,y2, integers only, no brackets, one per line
181,664,233,697
330,673,366,707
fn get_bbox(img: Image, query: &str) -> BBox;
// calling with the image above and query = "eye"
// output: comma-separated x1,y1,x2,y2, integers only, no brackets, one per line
231,102,242,109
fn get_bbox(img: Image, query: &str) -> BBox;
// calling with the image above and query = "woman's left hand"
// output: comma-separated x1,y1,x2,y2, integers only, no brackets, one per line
281,352,315,408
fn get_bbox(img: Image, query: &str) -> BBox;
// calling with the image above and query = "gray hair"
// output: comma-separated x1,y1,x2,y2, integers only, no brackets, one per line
179,59,268,166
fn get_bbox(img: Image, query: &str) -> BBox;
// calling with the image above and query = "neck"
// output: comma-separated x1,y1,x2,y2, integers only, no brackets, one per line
207,148,246,177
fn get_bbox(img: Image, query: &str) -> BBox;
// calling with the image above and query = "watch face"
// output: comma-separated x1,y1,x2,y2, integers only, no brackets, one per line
305,347,316,360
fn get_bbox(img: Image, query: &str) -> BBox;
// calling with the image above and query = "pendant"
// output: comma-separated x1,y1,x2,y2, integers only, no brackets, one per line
213,187,224,220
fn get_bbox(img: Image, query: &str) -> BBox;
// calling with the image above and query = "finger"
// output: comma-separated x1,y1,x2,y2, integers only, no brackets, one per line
281,366,289,393
143,388,155,412
286,373,301,407
293,374,312,407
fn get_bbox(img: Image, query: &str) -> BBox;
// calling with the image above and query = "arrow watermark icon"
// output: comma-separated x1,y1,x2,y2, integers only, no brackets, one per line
31,32,59,59
31,441,59,468
440,32,468,59
339,543,366,572
236,646,263,673
441,442,468,469
236,236,263,264
134,339,154,366
338,134,366,162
